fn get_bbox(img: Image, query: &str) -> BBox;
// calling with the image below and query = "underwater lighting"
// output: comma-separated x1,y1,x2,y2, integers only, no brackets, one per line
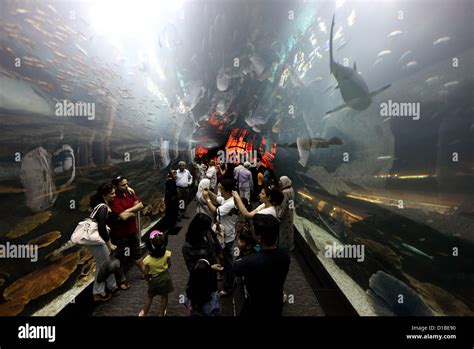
346,194,383,204
90,1,154,36
374,174,432,179
297,191,313,200
163,0,185,11
90,0,184,40
336,0,346,9
397,174,431,179
346,193,452,214
145,76,169,105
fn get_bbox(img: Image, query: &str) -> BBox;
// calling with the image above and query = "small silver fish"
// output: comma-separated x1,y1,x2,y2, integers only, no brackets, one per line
425,76,440,85
401,243,434,260
372,58,383,67
75,43,88,56
377,50,391,58
14,8,29,14
433,36,450,45
47,4,58,14
388,30,403,39
404,60,418,69
443,80,459,88
398,50,412,63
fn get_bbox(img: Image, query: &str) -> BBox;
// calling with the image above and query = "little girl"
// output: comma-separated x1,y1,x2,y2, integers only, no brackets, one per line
185,259,223,316
139,230,174,316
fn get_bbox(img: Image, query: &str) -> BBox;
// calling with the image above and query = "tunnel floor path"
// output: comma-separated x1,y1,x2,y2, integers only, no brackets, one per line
92,200,324,316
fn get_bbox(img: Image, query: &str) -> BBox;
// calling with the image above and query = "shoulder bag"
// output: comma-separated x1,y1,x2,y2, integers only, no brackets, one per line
71,203,108,245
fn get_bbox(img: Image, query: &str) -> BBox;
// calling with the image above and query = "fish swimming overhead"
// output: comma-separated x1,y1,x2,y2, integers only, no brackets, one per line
326,14,391,115
282,137,343,167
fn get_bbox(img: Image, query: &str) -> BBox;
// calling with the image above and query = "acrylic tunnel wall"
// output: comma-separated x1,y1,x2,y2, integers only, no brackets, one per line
0,0,473,316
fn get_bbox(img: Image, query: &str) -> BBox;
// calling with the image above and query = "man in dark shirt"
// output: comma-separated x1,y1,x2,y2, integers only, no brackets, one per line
233,214,290,318
110,175,145,289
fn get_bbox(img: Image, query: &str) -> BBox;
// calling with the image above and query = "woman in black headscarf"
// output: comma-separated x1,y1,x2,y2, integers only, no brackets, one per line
164,170,179,229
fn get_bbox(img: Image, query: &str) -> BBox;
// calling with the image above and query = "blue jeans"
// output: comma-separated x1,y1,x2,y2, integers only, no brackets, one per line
87,244,117,294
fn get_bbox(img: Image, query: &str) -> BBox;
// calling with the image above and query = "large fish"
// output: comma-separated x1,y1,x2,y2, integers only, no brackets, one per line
282,137,343,167
369,271,435,315
0,70,53,115
326,15,391,115
249,52,266,76
160,138,171,169
216,68,230,91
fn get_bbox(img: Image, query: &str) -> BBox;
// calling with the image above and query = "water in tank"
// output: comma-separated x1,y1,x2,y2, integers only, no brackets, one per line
0,0,472,317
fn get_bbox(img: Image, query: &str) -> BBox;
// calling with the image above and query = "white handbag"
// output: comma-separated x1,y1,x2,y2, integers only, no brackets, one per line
71,204,108,245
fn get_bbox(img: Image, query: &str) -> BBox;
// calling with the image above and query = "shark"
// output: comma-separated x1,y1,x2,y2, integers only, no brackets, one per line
326,14,391,115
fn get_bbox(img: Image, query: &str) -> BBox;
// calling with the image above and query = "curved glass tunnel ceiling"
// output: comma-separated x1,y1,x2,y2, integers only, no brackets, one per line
0,0,473,316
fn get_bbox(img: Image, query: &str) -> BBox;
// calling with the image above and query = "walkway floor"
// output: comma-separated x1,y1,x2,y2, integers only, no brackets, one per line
92,200,324,316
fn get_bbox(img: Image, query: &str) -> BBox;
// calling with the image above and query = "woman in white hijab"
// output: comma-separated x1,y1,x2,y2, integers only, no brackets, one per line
276,176,295,251
195,178,223,218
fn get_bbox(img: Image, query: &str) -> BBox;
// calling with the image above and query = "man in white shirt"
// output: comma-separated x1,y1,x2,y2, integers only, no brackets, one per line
238,162,253,201
176,161,193,220
233,163,244,183
203,178,238,295
198,163,207,183
206,159,217,192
